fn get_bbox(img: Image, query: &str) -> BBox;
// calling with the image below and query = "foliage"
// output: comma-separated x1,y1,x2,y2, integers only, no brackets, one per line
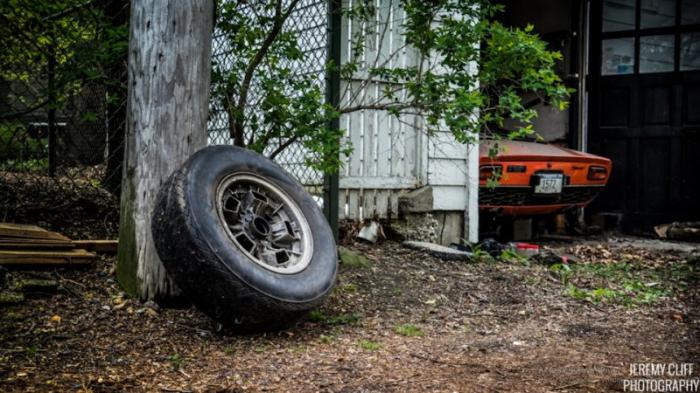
551,261,692,306
308,310,362,326
0,123,46,164
394,323,424,337
168,354,185,370
212,0,572,172
345,1,571,140
340,283,359,293
212,0,347,171
0,0,128,120
358,339,381,350
499,248,529,265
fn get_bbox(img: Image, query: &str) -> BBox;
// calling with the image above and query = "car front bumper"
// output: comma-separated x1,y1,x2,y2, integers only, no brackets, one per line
479,185,605,216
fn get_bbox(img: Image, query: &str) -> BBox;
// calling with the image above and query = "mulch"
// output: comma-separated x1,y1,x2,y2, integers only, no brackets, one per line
0,240,697,392
0,170,119,240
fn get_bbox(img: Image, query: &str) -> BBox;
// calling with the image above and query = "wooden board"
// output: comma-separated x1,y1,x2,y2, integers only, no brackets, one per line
0,241,76,250
0,249,95,265
0,223,71,242
74,240,118,254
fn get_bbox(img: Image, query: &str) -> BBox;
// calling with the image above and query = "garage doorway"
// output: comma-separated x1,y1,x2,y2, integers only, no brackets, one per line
587,0,700,233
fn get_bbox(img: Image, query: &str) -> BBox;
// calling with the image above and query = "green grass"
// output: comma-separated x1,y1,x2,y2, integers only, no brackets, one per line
358,339,381,351
500,248,530,266
394,324,424,337
24,344,38,358
319,334,336,344
551,260,693,306
471,245,497,264
168,354,184,370
308,310,326,322
340,283,359,293
308,310,362,326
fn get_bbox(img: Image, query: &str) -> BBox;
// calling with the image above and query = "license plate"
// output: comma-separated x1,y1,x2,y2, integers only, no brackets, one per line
534,174,563,194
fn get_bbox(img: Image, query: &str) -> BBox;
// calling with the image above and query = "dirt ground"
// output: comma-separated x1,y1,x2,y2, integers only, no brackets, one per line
1,238,698,392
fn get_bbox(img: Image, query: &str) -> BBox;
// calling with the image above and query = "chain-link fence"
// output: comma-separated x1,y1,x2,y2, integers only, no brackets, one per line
209,0,329,198
0,1,129,239
1,0,335,239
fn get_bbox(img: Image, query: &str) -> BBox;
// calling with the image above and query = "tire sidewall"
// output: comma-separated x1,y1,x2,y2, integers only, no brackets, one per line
182,145,337,304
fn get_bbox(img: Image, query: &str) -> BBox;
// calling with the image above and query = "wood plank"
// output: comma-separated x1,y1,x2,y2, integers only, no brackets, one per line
0,241,75,250
0,223,71,241
0,236,69,242
347,190,360,220
339,176,420,190
74,240,118,254
0,237,73,244
375,189,390,219
0,249,95,265
364,189,377,219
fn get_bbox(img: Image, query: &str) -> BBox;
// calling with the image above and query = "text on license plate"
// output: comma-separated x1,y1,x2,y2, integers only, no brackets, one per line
534,174,563,194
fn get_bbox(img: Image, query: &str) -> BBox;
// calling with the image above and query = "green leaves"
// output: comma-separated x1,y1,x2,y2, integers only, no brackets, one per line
342,0,571,147
213,0,572,172
1,0,128,122
213,0,347,173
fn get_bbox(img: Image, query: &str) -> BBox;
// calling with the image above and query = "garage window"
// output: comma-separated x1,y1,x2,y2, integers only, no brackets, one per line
601,0,700,75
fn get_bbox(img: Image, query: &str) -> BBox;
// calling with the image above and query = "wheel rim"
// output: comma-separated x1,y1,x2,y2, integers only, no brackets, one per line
215,173,313,274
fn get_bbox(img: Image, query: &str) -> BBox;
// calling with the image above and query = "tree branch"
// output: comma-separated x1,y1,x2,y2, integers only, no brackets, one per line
229,0,301,146
269,135,299,160
340,101,416,114
0,99,49,121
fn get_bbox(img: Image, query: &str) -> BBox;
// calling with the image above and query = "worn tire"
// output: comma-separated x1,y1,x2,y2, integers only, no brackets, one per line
152,145,337,332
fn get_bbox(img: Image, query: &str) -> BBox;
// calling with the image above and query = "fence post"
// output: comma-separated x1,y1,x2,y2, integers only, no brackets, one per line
47,41,56,177
324,0,342,239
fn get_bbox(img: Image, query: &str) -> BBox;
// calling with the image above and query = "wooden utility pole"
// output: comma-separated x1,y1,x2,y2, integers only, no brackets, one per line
117,0,215,300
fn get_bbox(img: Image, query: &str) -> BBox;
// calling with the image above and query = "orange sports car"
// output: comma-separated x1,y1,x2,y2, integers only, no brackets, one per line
479,140,612,216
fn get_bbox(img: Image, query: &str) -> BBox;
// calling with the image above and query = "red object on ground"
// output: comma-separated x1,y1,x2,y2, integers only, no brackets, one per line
515,242,540,251
479,140,612,216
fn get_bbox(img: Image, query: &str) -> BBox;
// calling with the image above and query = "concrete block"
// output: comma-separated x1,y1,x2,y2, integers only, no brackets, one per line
398,186,434,214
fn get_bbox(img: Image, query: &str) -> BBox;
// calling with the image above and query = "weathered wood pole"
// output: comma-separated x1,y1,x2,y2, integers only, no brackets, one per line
117,0,215,300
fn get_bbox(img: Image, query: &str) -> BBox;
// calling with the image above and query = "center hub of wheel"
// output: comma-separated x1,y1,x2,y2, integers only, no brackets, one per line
249,216,270,239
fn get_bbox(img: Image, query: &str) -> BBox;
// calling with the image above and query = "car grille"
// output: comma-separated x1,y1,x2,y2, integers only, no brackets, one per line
480,186,602,206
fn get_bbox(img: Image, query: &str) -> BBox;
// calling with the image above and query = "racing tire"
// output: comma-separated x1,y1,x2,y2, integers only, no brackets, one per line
151,145,337,332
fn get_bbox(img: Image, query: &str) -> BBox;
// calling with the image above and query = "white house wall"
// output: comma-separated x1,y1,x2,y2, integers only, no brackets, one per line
339,0,479,237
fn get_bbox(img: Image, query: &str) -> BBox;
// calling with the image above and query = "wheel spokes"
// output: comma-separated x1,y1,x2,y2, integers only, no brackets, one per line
218,179,307,272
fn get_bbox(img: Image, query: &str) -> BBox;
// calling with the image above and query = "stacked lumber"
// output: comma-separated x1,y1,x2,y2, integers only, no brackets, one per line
0,223,111,266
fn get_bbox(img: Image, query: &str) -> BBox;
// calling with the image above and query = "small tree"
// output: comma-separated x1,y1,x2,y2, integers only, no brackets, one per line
211,0,572,173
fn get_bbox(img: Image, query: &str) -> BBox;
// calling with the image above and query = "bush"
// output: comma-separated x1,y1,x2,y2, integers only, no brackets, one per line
0,122,47,168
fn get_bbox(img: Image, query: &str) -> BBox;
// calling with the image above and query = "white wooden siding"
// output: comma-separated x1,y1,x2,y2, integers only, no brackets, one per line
338,0,420,220
338,0,477,222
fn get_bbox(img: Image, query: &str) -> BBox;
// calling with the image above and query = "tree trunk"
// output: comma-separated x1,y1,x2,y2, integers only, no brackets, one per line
117,0,214,300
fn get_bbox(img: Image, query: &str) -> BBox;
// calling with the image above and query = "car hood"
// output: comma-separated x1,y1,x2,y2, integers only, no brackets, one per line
479,140,610,164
